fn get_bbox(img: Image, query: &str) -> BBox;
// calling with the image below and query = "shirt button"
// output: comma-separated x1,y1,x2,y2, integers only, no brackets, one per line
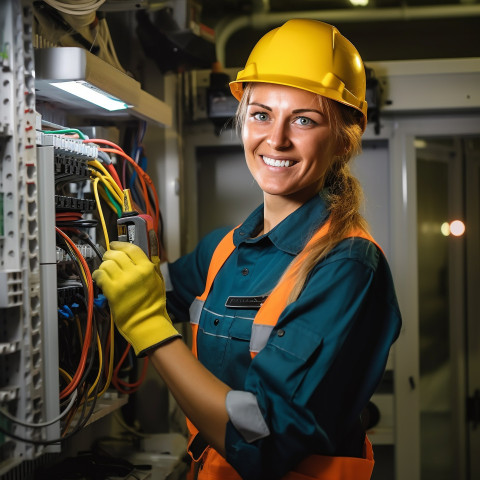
277,329,285,337
242,268,249,276
214,319,220,326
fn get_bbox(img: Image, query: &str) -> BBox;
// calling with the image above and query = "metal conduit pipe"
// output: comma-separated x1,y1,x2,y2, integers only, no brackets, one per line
215,4,480,67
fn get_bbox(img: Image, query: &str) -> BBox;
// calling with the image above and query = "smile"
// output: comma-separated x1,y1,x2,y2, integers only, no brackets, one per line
262,155,296,168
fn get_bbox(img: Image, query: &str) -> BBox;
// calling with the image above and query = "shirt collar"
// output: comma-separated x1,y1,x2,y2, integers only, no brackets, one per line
233,192,330,255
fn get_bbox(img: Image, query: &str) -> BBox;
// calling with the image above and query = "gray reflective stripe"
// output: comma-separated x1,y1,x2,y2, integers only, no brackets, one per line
160,262,173,292
226,390,270,443
249,324,274,354
189,298,204,325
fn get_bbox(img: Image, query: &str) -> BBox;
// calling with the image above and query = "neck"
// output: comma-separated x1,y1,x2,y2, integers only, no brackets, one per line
261,193,309,234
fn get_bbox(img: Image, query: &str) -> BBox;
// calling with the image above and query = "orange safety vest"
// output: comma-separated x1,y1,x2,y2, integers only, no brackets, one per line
188,221,380,480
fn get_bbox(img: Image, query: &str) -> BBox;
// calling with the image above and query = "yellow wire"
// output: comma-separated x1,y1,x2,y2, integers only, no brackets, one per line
97,186,120,215
75,314,84,345
89,160,124,200
93,177,111,251
88,331,103,398
59,368,73,383
89,168,123,206
96,312,115,398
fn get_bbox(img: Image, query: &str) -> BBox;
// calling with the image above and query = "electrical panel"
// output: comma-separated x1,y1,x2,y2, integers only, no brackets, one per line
0,0,47,471
0,2,165,477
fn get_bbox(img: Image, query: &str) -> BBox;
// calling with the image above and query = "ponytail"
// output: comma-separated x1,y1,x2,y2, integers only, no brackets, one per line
287,99,368,303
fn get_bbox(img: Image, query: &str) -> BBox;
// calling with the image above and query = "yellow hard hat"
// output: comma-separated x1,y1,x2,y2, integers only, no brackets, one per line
230,19,367,130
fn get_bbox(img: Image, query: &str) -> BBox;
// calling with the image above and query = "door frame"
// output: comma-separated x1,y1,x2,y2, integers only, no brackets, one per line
389,113,480,480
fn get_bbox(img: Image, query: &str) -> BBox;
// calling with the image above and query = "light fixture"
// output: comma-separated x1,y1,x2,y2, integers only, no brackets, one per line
449,220,466,237
50,80,131,111
350,0,369,6
35,47,172,126
440,220,466,237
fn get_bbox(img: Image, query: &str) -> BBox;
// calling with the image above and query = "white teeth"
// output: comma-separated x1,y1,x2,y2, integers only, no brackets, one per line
262,156,292,167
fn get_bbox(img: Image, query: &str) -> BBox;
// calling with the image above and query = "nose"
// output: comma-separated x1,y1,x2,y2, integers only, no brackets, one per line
266,121,291,150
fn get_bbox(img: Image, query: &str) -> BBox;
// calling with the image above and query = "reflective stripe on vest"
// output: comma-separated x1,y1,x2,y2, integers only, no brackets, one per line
188,221,379,480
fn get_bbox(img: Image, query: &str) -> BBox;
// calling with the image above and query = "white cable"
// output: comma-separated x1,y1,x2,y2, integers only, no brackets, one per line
0,390,78,428
43,0,106,16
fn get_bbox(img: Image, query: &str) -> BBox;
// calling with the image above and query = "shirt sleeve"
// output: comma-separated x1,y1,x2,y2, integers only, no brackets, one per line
224,239,402,480
166,227,232,323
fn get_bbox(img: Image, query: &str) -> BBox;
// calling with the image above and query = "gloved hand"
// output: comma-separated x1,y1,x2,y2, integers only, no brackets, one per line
92,241,181,356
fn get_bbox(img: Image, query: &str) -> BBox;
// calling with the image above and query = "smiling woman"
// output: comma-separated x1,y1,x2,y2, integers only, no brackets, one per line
93,18,402,480
240,84,339,225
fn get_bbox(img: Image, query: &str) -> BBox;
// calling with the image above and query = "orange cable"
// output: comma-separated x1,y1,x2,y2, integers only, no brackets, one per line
56,227,94,400
99,147,160,232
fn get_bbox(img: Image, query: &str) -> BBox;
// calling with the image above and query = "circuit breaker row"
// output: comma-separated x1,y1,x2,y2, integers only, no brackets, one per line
0,0,44,472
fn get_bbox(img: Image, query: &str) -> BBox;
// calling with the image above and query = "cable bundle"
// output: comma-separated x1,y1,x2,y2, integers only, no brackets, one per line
0,124,162,445
42,0,106,16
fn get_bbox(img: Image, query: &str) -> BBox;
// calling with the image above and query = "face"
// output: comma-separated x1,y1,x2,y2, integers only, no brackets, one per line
242,83,338,204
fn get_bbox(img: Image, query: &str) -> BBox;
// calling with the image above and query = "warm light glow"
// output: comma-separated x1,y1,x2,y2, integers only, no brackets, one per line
50,81,131,111
440,222,450,236
350,0,369,5
449,220,465,237
440,220,466,237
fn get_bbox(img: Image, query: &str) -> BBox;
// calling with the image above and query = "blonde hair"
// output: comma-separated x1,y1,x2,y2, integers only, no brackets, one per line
235,83,369,303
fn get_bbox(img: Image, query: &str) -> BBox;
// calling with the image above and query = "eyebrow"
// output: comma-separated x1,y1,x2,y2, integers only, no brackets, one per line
248,102,324,116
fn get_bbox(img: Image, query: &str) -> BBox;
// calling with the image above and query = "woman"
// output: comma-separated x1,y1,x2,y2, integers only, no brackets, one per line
93,19,402,480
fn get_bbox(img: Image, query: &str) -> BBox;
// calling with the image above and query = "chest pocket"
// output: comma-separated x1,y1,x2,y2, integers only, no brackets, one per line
197,307,256,389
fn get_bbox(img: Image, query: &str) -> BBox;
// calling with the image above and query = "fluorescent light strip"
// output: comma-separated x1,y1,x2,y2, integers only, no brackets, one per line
50,80,131,111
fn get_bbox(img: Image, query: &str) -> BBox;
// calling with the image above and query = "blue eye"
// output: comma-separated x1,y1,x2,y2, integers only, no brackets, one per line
295,116,314,126
253,112,269,121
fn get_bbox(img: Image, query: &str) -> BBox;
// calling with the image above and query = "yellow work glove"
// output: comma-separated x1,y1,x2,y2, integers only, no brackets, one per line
92,241,181,357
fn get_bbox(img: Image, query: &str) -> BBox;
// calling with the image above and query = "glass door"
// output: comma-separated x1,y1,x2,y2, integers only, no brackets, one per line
416,135,480,480
465,138,480,480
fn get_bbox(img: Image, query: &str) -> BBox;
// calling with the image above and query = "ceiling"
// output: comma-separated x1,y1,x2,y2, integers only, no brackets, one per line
104,0,480,75
198,0,480,66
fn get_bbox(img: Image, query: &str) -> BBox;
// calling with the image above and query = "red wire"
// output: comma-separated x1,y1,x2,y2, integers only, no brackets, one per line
56,227,94,400
103,321,148,394
83,138,125,153
106,163,123,191
99,147,160,232
56,212,83,222
82,138,160,232
83,139,124,190
111,344,149,394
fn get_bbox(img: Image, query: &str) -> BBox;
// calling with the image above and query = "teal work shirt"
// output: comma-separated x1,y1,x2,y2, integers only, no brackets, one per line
167,193,402,480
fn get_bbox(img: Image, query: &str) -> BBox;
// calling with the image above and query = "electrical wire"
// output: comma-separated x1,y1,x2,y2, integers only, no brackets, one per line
95,311,115,398
56,228,94,400
101,147,160,231
111,344,149,395
42,128,87,139
0,391,78,428
0,364,101,446
42,0,106,16
89,167,124,207
92,177,112,251
89,160,124,199
87,329,103,399
84,139,160,230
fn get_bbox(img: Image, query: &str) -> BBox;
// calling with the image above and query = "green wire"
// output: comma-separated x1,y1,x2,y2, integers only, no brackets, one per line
42,128,86,140
103,184,122,217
